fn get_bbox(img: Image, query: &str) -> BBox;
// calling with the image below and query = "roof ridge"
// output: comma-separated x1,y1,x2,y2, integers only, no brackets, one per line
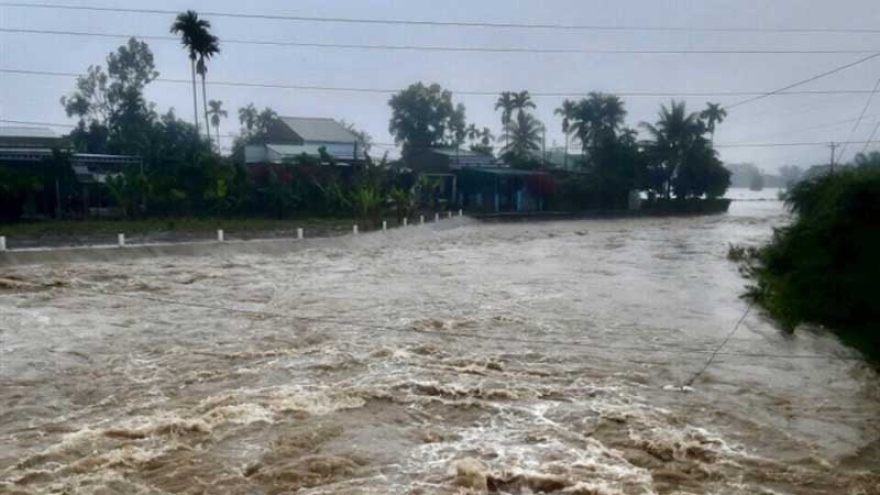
281,116,336,121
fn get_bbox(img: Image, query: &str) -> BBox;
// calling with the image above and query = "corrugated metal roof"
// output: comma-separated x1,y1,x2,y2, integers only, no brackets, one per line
280,117,358,143
0,126,59,139
463,167,545,176
430,147,488,158
266,144,328,156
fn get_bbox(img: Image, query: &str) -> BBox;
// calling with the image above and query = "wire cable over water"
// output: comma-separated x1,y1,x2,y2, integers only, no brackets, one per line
683,302,756,387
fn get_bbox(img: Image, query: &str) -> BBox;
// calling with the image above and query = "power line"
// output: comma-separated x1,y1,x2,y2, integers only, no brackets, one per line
2,2,879,34
685,302,754,387
859,120,880,155
3,68,878,98
3,119,879,150
837,76,880,162
725,52,880,110
714,140,880,148
3,27,878,55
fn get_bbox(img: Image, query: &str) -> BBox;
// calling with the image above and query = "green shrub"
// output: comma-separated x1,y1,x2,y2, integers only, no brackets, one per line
747,168,880,359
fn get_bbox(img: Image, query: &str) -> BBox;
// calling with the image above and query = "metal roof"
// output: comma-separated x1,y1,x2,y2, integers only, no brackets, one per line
0,126,59,139
428,147,494,158
280,117,358,143
463,167,545,176
267,144,329,156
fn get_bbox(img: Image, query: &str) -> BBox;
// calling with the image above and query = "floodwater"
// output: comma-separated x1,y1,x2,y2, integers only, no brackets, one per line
1,196,878,495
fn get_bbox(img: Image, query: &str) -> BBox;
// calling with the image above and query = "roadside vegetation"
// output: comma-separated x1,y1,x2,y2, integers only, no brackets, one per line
736,167,880,360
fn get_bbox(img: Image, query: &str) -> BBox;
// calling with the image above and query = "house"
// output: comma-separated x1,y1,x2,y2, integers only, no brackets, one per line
457,167,553,212
0,126,142,218
240,117,366,165
401,147,497,208
0,126,66,161
0,126,142,181
404,147,496,173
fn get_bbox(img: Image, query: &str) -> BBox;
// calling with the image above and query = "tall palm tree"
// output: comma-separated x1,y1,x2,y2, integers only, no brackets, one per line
502,112,543,160
512,90,536,118
592,92,626,137
555,99,577,169
195,31,220,141
495,92,516,149
700,102,727,143
170,10,210,132
208,99,227,148
640,100,703,198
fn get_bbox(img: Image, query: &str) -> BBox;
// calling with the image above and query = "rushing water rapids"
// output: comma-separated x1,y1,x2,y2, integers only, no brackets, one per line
1,198,878,494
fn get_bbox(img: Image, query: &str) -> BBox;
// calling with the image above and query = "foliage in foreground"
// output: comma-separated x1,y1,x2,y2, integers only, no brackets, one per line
745,168,880,359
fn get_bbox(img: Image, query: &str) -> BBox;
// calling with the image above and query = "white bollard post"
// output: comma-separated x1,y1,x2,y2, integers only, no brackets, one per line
0,236,6,251
434,213,440,222
117,233,125,247
297,228,303,240
403,217,408,227
459,209,463,217
447,211,453,219
382,220,387,231
353,224,359,235
217,229,224,242
420,215,425,225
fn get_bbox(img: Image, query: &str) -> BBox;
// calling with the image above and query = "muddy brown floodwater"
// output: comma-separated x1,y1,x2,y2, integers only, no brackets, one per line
1,199,878,495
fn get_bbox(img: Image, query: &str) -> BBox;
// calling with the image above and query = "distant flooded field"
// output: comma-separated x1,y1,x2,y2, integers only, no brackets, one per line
1,200,878,494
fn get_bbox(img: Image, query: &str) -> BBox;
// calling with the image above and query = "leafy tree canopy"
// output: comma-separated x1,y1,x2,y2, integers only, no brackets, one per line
388,82,465,154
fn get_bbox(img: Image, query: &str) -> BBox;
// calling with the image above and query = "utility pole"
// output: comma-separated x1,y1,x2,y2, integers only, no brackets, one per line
828,142,839,174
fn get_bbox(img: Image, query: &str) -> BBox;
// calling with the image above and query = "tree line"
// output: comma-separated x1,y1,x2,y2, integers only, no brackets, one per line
6,9,876,222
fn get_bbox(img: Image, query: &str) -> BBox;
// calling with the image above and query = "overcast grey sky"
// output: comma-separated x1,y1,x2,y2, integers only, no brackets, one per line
2,0,880,170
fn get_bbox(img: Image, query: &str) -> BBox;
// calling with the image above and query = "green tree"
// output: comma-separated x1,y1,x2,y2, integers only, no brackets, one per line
170,10,211,133
640,100,704,198
195,30,220,142
471,127,495,156
512,90,536,118
62,38,159,156
388,82,463,155
570,92,626,156
208,99,227,148
746,168,880,359
495,91,516,150
700,102,727,143
389,186,414,223
853,150,880,168
235,104,280,147
555,99,578,169
502,112,543,165
105,170,148,218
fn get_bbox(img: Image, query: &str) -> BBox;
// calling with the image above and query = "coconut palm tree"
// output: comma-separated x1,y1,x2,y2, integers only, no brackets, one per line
502,112,543,160
700,102,727,143
555,99,577,169
495,92,516,149
593,92,626,137
170,10,210,132
512,90,536,118
569,92,628,158
640,100,703,198
195,31,220,141
208,99,227,148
